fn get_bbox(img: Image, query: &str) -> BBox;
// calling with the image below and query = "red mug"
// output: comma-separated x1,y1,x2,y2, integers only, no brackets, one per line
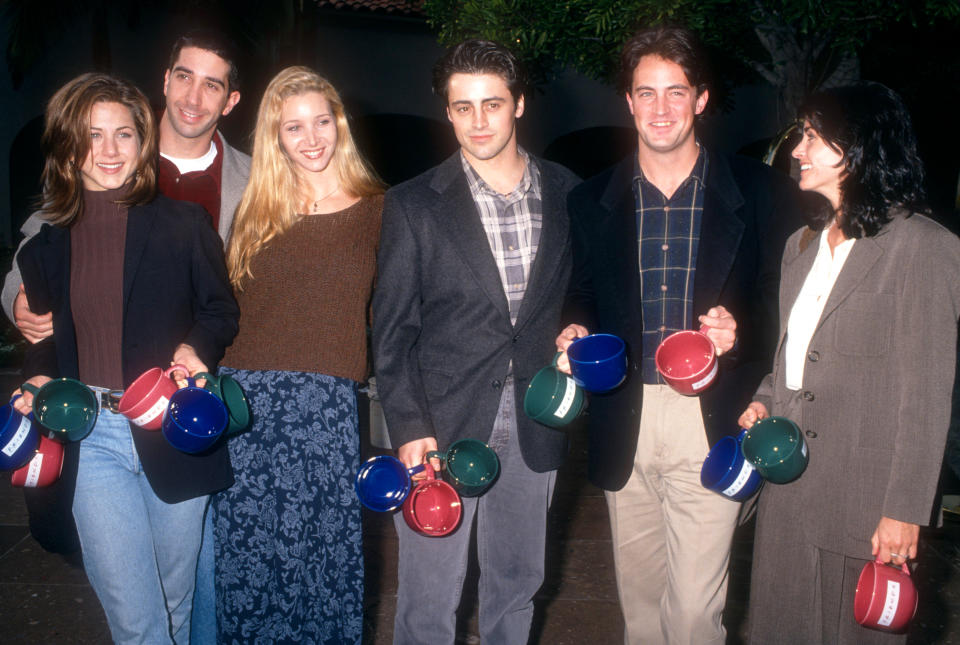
11,435,65,488
854,559,918,633
118,364,188,430
401,467,463,537
654,325,718,395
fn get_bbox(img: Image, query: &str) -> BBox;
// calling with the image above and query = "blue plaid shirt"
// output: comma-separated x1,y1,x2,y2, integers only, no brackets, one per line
635,147,709,384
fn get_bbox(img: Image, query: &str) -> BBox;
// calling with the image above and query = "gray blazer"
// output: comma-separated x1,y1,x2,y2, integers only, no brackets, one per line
1,132,250,322
372,153,580,473
754,211,960,554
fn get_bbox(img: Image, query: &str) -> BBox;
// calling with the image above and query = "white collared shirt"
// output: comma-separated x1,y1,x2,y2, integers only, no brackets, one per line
785,227,856,390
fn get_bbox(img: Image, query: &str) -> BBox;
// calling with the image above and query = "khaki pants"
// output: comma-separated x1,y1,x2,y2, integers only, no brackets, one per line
606,385,740,645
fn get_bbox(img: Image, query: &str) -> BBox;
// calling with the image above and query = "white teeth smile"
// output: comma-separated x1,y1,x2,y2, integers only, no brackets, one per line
800,164,812,171
97,163,123,170
651,121,671,127
303,151,324,159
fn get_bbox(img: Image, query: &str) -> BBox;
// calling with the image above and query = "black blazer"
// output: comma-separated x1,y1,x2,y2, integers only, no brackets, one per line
372,153,580,473
565,150,803,491
18,194,239,551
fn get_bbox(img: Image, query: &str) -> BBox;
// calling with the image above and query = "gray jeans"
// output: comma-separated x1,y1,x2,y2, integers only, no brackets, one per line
392,379,557,644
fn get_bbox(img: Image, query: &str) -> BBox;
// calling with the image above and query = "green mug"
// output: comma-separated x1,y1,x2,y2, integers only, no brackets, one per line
426,439,500,497
740,416,808,484
22,378,98,442
523,352,585,428
194,372,251,437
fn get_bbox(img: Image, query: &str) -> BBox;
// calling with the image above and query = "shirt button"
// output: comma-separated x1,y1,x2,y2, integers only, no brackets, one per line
805,429,818,438
492,380,501,389
660,285,668,292
661,243,669,251
808,351,820,362
659,325,666,332
508,245,515,251
802,390,815,401
664,206,671,213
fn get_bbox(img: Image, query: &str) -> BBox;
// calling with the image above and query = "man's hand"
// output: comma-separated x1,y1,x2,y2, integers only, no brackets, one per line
14,285,53,344
397,437,440,480
738,401,769,429
698,306,737,355
554,324,590,374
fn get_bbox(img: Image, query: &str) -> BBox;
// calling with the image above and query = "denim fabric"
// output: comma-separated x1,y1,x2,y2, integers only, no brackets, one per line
191,502,217,644
392,378,556,644
72,409,207,644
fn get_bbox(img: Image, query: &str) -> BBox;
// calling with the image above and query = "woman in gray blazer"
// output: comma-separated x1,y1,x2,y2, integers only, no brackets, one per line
738,83,960,643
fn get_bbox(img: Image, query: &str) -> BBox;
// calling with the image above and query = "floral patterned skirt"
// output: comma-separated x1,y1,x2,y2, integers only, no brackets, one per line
212,368,362,645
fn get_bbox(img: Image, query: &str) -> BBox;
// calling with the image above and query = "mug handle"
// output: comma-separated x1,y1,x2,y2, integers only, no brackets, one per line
876,558,910,575
425,450,445,468
698,324,710,334
550,351,563,368
164,364,192,382
407,463,426,477
21,382,40,396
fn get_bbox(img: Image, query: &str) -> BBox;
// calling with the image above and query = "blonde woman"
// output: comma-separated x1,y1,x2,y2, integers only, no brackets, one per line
212,66,384,643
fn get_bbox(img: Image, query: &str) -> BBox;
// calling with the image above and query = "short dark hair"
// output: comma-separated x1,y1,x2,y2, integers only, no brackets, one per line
431,39,527,103
167,29,241,92
798,82,928,238
618,26,711,96
40,73,158,226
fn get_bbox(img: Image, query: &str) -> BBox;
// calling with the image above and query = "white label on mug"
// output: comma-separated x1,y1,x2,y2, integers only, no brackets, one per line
24,453,43,488
691,360,719,391
721,460,755,497
131,396,169,427
878,580,901,626
553,378,578,418
1,417,31,457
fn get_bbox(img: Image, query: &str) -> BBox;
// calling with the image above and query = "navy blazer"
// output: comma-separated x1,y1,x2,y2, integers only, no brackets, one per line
18,194,239,551
565,150,803,491
372,153,580,473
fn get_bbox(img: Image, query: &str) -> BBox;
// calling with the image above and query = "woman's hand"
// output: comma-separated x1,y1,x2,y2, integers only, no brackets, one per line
171,343,208,388
871,516,919,565
554,324,590,374
738,401,769,428
13,375,53,415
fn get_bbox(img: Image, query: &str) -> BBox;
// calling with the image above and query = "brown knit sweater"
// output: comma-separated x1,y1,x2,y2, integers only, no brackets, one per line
71,188,128,390
222,194,382,382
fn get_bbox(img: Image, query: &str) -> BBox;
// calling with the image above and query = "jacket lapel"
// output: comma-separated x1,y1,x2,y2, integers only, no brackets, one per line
815,235,883,330
598,158,643,325
122,200,159,308
693,154,745,315
514,161,567,330
429,154,512,321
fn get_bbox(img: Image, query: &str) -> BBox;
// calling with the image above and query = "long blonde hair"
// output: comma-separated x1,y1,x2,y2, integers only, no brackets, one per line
226,66,384,290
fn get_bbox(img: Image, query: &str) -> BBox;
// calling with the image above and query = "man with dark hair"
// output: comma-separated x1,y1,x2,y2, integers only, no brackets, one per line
555,25,802,644
1,28,251,644
373,39,579,644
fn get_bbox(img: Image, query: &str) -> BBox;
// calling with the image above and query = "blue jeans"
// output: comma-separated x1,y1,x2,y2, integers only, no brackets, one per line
392,379,557,644
191,503,217,644
72,409,207,644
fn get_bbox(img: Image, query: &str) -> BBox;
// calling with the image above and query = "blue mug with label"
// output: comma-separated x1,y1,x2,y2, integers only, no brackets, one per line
700,429,763,501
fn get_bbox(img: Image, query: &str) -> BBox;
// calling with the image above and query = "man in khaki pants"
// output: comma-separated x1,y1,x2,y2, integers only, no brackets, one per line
555,25,802,644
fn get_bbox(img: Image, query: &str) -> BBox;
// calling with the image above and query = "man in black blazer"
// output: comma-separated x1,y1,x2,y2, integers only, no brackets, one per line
372,40,579,644
555,27,802,645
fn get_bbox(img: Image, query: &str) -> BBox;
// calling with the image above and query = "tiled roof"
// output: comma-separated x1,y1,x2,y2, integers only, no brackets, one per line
315,0,425,14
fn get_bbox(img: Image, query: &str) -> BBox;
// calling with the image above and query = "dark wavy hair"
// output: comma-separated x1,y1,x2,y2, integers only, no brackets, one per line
40,73,158,227
618,25,711,97
431,39,527,103
798,82,928,238
168,29,241,92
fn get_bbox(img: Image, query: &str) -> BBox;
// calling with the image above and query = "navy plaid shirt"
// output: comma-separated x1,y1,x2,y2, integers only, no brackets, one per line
635,147,709,383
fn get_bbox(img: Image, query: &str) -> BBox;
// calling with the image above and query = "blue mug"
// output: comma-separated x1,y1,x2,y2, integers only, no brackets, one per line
700,429,763,501
0,396,40,471
568,333,628,393
161,378,228,454
355,455,426,512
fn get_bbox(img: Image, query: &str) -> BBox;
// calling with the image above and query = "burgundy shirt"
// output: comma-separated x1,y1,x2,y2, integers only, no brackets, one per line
157,132,224,231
